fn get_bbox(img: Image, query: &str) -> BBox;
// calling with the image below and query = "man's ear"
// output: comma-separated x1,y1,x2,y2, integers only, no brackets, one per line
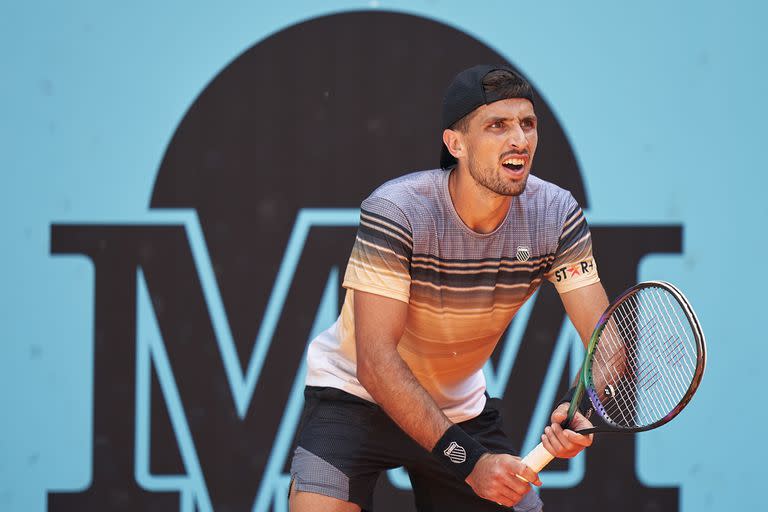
442,129,464,160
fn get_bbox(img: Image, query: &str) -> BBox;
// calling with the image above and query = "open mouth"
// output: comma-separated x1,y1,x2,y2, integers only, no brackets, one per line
502,157,526,171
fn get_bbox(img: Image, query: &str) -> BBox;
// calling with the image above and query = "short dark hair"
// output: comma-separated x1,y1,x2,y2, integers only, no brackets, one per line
450,70,534,133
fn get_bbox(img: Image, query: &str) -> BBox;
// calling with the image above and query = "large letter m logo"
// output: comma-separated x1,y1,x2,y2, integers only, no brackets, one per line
48,209,683,512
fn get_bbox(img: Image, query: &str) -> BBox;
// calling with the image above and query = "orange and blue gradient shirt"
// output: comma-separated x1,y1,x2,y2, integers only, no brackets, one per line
305,169,599,422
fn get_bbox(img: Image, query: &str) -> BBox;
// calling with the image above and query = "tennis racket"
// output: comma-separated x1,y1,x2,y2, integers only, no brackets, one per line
520,280,707,473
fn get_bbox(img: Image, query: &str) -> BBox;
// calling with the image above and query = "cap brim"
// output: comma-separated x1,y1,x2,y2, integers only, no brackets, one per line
440,143,457,170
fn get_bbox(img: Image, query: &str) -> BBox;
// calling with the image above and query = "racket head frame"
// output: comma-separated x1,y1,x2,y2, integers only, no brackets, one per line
566,281,707,435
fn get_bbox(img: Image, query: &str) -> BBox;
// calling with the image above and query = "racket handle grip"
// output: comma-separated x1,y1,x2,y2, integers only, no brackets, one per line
521,442,555,473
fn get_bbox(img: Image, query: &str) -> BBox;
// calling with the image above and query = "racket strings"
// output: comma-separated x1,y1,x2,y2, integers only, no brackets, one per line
603,317,679,425
593,314,664,426
600,297,688,425
588,286,698,428
604,291,695,425
645,290,697,393
637,291,698,409
617,296,692,404
596,314,657,400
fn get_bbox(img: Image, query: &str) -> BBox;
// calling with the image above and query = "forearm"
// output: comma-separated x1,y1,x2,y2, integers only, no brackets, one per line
561,282,609,348
558,284,609,404
358,347,452,450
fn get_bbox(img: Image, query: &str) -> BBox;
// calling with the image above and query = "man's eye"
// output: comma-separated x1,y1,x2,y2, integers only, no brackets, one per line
521,119,536,129
490,121,503,129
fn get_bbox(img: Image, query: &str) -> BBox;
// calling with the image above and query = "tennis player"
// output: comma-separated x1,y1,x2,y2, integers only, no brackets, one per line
289,64,609,512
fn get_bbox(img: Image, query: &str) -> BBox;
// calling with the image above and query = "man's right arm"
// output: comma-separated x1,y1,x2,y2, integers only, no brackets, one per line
353,290,540,507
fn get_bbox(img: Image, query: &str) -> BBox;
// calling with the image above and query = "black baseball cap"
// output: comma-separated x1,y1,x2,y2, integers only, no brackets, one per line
440,64,535,169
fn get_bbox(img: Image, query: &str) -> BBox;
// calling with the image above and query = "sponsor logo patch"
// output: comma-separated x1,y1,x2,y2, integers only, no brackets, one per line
554,257,596,283
516,245,531,262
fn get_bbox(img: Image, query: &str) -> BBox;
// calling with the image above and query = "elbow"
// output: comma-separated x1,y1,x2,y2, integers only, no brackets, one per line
356,337,400,393
357,347,388,394
356,354,375,391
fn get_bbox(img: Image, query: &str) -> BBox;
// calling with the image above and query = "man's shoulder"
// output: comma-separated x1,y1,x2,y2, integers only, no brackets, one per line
363,169,443,217
369,168,442,198
523,174,578,210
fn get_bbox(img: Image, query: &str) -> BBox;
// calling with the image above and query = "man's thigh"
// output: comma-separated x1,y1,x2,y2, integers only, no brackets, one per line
289,476,361,512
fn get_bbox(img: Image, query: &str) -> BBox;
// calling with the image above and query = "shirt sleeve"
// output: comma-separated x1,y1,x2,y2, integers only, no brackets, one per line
544,194,601,293
342,196,413,303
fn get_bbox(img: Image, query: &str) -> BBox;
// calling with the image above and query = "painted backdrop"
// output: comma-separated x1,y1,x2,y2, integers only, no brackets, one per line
2,1,766,511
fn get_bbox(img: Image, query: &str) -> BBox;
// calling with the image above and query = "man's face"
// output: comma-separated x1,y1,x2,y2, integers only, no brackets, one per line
458,98,538,197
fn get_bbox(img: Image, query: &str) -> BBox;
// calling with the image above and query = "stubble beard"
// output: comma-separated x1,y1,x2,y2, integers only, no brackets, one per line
467,155,529,197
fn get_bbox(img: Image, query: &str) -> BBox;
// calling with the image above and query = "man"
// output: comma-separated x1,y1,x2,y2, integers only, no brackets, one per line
289,64,609,512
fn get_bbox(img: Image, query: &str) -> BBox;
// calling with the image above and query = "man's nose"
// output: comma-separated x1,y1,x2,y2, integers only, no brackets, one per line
507,122,527,148
507,123,527,148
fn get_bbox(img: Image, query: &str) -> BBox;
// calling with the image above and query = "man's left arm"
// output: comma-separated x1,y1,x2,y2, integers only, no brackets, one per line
538,282,609,460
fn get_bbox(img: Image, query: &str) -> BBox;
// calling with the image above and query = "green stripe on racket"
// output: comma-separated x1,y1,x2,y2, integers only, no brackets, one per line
521,281,707,472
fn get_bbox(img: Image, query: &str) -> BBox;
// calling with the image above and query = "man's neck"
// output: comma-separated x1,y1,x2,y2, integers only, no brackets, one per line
447,167,512,234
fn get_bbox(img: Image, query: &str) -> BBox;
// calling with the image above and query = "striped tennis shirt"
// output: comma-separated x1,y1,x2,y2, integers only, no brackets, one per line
306,169,600,422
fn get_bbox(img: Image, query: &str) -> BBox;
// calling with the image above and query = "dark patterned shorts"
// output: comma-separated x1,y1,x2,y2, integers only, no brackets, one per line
290,386,543,512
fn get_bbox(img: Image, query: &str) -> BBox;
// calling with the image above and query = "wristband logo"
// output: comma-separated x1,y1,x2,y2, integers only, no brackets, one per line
444,442,468,464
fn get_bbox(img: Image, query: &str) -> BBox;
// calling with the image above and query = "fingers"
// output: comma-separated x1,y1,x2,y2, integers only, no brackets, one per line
567,411,595,446
513,461,542,487
551,410,567,424
466,454,540,507
549,402,570,423
541,425,565,456
542,421,592,458
564,428,593,447
498,456,538,493
570,410,595,432
492,492,523,507
497,459,535,506
493,488,524,509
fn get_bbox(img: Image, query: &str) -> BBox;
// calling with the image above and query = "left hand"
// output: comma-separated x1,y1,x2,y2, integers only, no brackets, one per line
540,402,594,459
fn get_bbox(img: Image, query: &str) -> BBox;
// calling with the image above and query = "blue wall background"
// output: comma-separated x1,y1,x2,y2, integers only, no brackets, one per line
2,1,766,510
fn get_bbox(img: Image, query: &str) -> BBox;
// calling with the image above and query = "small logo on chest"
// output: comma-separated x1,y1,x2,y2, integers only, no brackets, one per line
516,245,531,262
